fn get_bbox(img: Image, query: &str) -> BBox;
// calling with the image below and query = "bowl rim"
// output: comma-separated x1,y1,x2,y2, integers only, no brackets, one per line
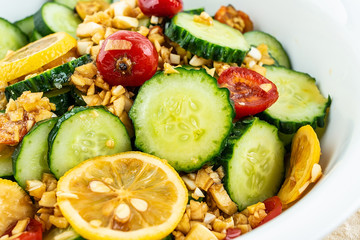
2,0,360,239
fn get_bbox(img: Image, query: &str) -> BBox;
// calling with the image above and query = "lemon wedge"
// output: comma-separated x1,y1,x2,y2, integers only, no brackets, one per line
0,32,77,83
57,151,188,240
0,179,34,236
277,125,322,206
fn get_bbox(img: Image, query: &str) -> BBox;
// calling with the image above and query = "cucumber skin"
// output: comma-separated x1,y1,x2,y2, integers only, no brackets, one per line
0,17,28,59
34,3,59,36
5,54,92,101
183,8,205,15
44,87,74,116
258,65,332,134
165,13,248,65
221,117,285,210
13,118,58,188
14,15,35,38
244,30,291,69
34,2,81,37
70,87,87,106
258,98,330,134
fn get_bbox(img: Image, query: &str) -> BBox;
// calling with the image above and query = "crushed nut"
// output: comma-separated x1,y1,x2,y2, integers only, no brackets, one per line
194,12,213,26
195,169,214,191
164,63,179,74
11,218,30,235
208,184,237,215
26,180,46,200
39,191,57,208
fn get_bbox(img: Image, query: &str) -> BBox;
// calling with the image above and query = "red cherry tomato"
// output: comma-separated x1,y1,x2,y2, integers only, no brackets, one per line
225,228,242,239
3,219,42,240
258,196,283,227
18,219,43,240
96,31,158,87
218,67,278,119
138,0,183,17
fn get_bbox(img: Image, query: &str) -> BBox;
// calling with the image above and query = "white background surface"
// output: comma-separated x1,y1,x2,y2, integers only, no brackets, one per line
2,0,360,239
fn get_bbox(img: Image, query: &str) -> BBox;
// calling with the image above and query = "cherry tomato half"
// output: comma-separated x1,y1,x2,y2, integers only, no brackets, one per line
138,0,183,17
258,196,283,227
2,219,42,240
96,31,158,87
218,67,278,119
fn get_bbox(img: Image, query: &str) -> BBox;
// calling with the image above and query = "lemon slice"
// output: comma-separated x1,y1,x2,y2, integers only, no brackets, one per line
0,179,34,236
277,125,322,205
0,32,77,83
57,151,188,240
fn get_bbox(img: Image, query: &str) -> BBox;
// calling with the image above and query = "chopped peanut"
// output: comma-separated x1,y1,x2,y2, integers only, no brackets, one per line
112,16,139,29
11,218,30,235
190,200,208,221
208,184,238,215
238,224,252,234
176,213,191,234
164,63,179,74
39,191,57,208
212,217,234,233
77,22,104,38
49,216,69,229
185,223,217,240
26,180,46,200
194,12,213,26
112,1,132,17
246,202,267,228
195,168,214,191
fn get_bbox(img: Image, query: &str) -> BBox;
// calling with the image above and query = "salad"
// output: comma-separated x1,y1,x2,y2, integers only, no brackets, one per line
0,0,331,239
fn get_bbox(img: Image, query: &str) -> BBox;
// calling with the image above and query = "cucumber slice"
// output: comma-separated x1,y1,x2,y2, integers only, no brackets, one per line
44,87,74,115
5,54,92,100
30,30,43,42
183,8,205,15
165,12,250,64
13,118,58,188
222,117,285,210
70,87,87,106
14,15,34,38
244,31,291,68
43,226,85,240
48,106,131,178
259,66,331,134
55,0,112,9
0,145,15,178
34,2,82,38
129,68,234,172
0,18,28,59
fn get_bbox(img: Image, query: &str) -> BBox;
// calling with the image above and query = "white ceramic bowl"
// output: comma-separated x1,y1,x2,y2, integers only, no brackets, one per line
2,0,360,239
